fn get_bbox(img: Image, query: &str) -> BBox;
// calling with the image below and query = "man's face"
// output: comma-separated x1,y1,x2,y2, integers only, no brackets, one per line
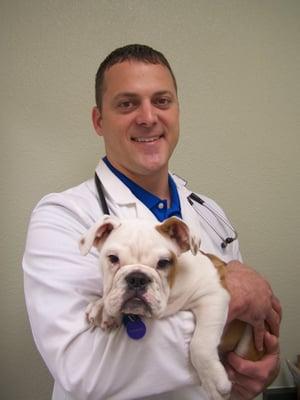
92,61,179,181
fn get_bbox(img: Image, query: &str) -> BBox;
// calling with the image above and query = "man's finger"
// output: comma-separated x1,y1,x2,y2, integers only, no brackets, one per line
264,331,280,355
266,308,281,337
271,295,282,319
253,321,265,352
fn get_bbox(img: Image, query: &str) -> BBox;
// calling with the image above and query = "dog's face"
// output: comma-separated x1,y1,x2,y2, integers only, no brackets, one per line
80,216,199,319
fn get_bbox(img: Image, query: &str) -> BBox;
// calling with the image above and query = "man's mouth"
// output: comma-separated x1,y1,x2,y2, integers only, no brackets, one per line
131,134,164,143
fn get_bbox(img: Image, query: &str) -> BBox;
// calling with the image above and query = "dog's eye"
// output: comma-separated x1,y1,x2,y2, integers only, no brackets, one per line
108,255,119,265
157,258,171,270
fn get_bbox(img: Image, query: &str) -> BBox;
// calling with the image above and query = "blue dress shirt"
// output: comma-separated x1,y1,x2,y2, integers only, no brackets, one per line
103,157,182,222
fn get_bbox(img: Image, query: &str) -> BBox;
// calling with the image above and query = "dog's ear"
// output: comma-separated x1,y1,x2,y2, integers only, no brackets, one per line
79,215,121,256
156,217,200,255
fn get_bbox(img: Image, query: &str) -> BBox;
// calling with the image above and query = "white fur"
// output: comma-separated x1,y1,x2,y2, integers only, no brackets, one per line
80,216,231,400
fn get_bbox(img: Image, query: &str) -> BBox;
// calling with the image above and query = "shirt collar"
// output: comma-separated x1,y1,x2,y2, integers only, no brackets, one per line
102,157,181,221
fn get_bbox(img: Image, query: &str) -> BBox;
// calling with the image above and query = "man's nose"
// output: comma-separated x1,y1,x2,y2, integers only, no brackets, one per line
135,101,158,126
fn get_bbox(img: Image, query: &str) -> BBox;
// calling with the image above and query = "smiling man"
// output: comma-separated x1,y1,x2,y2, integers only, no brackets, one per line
23,44,281,400
92,59,180,200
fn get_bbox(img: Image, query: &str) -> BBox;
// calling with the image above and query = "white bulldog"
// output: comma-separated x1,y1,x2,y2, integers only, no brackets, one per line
80,216,261,400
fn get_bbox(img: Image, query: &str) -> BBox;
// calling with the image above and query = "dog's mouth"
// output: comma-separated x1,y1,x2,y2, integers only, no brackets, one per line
121,295,152,317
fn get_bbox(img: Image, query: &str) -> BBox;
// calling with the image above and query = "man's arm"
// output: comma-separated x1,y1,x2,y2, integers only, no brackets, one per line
23,193,199,400
224,261,282,398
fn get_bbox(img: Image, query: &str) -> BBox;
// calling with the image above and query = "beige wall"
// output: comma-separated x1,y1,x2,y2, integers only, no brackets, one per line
1,1,299,399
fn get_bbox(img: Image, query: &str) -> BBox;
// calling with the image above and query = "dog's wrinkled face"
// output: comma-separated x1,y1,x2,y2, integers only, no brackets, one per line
80,216,199,319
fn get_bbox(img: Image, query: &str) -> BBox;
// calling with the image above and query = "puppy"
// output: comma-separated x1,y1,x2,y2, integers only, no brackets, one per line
80,216,262,400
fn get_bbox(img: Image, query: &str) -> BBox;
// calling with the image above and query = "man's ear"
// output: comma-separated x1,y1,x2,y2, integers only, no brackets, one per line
156,217,200,255
79,215,121,256
92,106,103,137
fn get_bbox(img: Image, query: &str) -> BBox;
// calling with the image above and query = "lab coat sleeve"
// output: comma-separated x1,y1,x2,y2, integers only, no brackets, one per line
23,192,198,400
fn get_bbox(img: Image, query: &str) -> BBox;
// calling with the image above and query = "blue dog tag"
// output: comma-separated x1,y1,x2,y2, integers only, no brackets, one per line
123,315,146,340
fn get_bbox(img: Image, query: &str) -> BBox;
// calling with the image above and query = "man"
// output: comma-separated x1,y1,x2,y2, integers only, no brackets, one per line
23,44,281,400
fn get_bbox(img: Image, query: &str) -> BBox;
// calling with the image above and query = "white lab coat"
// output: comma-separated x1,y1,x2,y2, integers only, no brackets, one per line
23,160,242,400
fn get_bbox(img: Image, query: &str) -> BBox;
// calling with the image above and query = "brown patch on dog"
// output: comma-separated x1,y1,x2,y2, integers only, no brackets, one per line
219,320,264,361
166,253,177,288
201,251,265,361
200,251,227,288
219,319,247,353
156,218,190,253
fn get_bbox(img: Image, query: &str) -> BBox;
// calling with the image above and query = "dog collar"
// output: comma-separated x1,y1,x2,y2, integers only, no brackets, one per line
123,314,146,340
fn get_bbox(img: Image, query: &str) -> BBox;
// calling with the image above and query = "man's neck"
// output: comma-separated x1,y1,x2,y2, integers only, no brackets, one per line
104,157,171,202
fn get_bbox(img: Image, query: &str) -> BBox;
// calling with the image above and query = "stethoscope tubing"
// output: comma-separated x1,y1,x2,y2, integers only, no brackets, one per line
94,173,238,249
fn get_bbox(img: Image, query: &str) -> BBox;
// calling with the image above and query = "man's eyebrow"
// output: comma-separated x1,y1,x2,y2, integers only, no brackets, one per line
153,90,175,96
113,90,175,99
113,92,139,100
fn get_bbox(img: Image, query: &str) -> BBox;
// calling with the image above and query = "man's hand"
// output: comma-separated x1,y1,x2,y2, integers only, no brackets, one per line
224,331,280,399
224,260,282,398
225,260,282,351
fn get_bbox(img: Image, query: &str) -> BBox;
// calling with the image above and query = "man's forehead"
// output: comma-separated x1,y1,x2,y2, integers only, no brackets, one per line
102,60,176,94
105,59,171,74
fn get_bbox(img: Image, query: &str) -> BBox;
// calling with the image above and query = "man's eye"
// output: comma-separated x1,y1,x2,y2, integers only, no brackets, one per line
117,100,137,112
118,101,132,108
108,255,119,265
155,97,171,108
157,258,172,270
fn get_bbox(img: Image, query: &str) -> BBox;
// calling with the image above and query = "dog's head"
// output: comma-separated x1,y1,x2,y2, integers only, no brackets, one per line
80,216,200,319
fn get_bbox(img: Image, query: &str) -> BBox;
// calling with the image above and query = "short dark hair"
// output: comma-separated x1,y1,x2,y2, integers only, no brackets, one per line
95,44,177,109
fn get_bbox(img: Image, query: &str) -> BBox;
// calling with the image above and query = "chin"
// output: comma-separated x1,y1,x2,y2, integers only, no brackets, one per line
136,156,170,175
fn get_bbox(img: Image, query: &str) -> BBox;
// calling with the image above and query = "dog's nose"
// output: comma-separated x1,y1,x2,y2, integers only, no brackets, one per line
125,272,151,290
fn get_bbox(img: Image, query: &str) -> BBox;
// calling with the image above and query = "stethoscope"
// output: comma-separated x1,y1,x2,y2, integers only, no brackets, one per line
94,174,238,250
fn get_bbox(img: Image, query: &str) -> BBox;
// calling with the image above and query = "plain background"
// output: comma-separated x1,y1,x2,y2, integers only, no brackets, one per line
1,1,299,399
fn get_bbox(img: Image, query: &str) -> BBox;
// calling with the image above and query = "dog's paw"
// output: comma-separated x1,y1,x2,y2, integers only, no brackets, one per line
85,299,120,331
100,315,120,331
86,299,104,327
199,361,232,400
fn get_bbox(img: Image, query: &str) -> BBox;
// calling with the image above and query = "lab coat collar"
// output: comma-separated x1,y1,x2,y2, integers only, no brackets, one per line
95,160,189,208
95,160,137,206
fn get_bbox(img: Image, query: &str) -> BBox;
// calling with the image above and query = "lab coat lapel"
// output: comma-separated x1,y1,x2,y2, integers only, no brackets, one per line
95,160,157,220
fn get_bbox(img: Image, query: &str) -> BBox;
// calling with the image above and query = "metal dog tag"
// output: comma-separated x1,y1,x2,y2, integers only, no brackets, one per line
123,314,146,340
